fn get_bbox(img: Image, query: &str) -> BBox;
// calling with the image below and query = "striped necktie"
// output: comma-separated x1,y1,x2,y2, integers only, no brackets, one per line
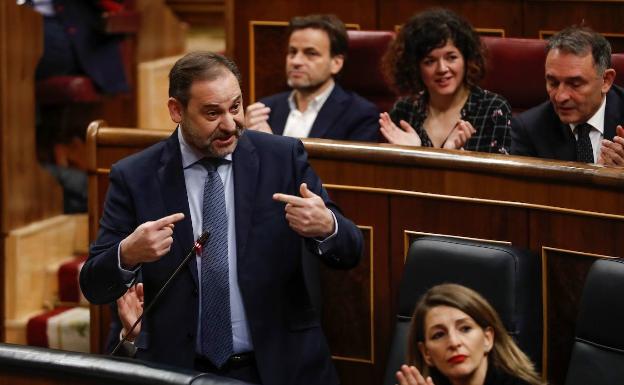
199,158,233,367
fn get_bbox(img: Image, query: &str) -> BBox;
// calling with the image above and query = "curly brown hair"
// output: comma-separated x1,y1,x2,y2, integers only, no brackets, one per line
383,8,485,96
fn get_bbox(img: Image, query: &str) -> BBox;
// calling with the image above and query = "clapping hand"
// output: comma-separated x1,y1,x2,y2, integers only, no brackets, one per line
380,112,422,146
598,125,624,167
245,102,273,134
117,283,144,342
396,365,435,385
443,120,476,150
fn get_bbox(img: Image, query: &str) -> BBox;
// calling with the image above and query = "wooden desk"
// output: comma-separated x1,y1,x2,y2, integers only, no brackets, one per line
87,121,624,385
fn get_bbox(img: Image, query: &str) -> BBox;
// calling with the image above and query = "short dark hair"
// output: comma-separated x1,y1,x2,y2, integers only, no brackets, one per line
547,26,611,74
383,8,485,96
168,51,242,107
288,14,348,58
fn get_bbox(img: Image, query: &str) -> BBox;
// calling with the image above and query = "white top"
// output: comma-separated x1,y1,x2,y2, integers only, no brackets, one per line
283,82,335,138
569,95,606,163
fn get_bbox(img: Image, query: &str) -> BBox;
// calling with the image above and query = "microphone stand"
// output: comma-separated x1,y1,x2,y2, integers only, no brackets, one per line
111,231,210,356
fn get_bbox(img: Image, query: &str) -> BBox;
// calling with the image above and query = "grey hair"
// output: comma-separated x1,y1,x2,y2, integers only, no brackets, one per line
546,26,611,74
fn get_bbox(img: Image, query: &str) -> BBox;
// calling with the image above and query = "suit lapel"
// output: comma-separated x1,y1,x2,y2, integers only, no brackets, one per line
554,121,577,161
269,95,290,136
308,84,347,138
157,130,197,288
603,88,623,140
232,133,259,265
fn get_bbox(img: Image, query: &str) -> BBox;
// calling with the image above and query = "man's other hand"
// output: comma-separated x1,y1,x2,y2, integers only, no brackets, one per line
598,125,624,167
117,283,144,342
245,102,273,134
273,183,334,238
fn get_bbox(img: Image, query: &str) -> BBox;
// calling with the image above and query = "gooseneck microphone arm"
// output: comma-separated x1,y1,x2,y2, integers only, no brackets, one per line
111,231,210,356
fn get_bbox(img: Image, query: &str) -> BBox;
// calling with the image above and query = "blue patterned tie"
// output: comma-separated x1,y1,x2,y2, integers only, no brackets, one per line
199,158,233,367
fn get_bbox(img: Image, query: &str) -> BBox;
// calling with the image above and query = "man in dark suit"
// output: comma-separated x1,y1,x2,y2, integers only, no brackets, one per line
79,51,363,385
244,14,379,142
511,26,624,166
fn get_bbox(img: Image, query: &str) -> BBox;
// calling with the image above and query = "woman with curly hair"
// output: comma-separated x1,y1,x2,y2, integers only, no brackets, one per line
381,9,511,153
397,284,544,385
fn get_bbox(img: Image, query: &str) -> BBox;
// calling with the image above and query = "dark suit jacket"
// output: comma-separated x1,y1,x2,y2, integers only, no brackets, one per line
79,130,363,385
260,83,380,142
511,85,624,160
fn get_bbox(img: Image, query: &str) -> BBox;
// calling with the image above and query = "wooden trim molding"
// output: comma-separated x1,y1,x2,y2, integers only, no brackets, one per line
332,225,375,364
540,246,617,378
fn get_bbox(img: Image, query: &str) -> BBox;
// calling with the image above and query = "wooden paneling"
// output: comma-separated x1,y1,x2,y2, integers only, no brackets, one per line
249,22,290,102
166,0,225,26
0,1,64,341
541,248,616,383
525,1,624,47
378,0,523,36
135,0,187,63
0,3,63,233
321,190,391,385
88,123,624,385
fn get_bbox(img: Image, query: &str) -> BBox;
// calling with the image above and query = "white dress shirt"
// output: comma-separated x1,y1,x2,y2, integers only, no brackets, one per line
569,95,606,163
283,82,335,138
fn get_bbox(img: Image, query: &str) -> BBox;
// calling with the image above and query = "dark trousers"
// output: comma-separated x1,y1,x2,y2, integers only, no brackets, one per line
194,353,261,384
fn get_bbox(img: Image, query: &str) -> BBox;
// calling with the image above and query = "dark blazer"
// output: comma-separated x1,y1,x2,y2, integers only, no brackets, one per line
511,85,624,160
260,83,380,142
79,130,362,385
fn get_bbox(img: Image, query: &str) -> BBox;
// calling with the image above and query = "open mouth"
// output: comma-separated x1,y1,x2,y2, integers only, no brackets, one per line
213,135,235,147
435,77,453,86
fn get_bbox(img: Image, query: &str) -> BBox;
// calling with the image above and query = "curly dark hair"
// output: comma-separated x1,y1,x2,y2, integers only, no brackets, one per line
383,8,485,96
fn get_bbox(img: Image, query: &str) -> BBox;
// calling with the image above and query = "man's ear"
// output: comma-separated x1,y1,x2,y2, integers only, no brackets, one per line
418,342,433,366
168,97,184,124
330,54,344,76
602,68,616,94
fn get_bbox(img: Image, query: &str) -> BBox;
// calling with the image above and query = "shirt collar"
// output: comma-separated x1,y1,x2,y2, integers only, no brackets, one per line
177,126,233,169
287,80,335,113
570,95,606,135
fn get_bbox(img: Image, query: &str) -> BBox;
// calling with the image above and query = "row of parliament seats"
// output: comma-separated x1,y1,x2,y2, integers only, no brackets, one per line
383,237,624,385
5,214,90,352
25,254,90,353
337,30,624,115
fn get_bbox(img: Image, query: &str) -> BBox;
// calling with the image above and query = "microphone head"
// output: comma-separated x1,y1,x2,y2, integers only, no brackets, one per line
197,231,210,246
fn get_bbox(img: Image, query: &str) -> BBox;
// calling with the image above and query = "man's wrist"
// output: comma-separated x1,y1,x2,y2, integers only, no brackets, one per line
119,239,137,270
120,328,134,342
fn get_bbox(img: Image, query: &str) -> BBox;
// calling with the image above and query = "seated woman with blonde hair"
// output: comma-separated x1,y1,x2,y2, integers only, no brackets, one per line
381,9,511,153
397,284,543,385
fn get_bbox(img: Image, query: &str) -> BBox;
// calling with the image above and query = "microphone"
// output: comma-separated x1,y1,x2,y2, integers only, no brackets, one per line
111,231,210,356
